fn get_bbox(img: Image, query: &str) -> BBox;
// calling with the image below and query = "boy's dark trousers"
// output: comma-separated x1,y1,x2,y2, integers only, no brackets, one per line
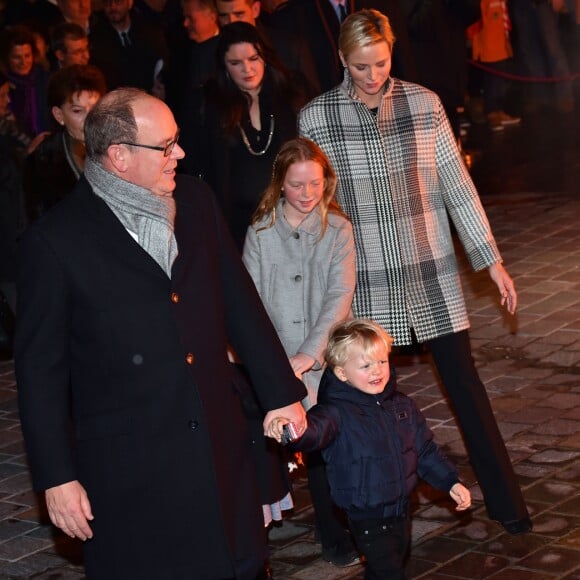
348,515,410,579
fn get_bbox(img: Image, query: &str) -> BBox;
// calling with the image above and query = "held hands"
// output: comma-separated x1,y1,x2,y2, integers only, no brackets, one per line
289,353,316,380
488,263,517,315
264,402,306,441
45,480,94,541
266,416,291,443
449,483,472,511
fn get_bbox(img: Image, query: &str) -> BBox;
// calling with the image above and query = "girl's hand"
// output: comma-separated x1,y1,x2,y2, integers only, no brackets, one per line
488,263,517,315
289,353,316,379
449,483,471,511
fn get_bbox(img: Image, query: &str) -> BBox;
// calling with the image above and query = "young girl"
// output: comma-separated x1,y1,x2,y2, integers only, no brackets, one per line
243,137,359,566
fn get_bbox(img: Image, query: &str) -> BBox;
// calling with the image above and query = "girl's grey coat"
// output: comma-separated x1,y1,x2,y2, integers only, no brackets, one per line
299,74,502,345
243,201,355,407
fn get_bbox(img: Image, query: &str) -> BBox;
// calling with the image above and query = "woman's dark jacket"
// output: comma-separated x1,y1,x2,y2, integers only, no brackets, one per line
198,73,304,250
294,368,459,520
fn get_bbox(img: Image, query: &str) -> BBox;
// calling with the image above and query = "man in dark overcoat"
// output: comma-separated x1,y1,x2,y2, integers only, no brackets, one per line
15,87,307,579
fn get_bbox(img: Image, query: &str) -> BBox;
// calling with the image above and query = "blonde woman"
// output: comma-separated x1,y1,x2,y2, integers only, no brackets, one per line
299,9,530,535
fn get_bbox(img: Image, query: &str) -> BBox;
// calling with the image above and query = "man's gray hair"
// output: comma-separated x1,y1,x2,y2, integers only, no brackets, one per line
84,87,146,159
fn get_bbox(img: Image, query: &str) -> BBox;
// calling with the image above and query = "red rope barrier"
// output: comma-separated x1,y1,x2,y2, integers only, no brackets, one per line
469,59,580,83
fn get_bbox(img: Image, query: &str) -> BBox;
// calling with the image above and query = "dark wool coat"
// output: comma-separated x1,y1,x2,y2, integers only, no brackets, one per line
293,369,459,520
299,74,502,345
15,175,306,579
23,131,78,222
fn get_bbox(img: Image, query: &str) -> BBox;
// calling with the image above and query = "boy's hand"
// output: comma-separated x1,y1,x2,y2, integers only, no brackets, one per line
449,483,471,511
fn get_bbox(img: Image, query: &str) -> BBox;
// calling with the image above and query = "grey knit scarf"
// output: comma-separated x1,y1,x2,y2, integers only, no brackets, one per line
84,158,178,277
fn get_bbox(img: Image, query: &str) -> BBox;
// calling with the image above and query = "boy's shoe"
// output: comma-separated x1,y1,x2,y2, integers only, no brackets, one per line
486,111,505,132
501,517,533,535
321,541,360,567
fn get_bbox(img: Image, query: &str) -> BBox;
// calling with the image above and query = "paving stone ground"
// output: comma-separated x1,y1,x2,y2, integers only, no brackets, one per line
0,114,578,577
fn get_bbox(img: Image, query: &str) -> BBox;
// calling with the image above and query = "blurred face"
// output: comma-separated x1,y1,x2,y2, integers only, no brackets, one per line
335,341,391,395
340,41,392,108
121,97,185,197
8,44,34,76
52,90,101,141
58,36,90,66
224,42,264,95
34,33,48,62
0,82,10,117
282,160,325,225
216,0,260,26
103,0,133,27
58,0,92,26
182,1,219,43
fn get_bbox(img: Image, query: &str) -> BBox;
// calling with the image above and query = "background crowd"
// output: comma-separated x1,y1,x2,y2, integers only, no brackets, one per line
0,0,578,313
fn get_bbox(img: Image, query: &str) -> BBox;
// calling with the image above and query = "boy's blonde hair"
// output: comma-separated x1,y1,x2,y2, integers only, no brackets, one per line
339,9,396,59
252,137,347,238
325,319,394,369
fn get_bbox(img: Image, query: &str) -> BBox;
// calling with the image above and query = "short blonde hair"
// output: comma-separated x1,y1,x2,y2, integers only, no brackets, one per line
325,319,394,369
338,9,395,59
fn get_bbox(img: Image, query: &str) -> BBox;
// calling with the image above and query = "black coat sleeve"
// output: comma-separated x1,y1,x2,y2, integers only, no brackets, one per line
15,227,77,490
205,185,307,411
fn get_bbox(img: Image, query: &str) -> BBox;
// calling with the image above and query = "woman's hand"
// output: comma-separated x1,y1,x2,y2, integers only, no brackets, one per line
488,263,517,314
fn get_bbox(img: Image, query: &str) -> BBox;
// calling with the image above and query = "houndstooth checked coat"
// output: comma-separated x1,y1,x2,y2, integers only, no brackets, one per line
299,74,502,345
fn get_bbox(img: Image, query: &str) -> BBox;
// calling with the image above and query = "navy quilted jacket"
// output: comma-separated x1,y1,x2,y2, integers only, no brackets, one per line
294,368,459,520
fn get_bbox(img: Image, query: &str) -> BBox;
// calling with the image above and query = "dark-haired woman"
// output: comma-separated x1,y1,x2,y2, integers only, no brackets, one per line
198,21,310,250
23,64,106,221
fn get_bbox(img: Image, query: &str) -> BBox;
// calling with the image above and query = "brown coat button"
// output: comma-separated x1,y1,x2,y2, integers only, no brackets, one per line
185,353,195,365
171,292,179,303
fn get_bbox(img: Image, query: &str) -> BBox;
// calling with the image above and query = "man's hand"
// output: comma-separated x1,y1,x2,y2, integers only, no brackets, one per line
45,480,94,541
264,401,306,439
488,263,517,314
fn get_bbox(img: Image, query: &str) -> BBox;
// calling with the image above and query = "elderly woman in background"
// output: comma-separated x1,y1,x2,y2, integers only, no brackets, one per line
0,25,50,139
199,21,310,250
299,9,532,536
24,64,106,221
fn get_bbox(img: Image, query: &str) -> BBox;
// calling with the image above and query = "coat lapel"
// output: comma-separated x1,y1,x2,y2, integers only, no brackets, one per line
75,177,169,281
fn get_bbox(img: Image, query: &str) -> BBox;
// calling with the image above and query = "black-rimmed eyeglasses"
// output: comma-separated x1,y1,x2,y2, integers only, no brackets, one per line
117,129,180,157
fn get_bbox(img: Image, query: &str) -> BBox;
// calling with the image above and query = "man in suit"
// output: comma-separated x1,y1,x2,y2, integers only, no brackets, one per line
165,0,220,177
89,0,168,95
50,22,90,69
268,0,418,92
15,87,307,579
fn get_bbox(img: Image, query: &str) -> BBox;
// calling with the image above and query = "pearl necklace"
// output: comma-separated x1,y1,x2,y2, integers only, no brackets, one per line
238,115,275,156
